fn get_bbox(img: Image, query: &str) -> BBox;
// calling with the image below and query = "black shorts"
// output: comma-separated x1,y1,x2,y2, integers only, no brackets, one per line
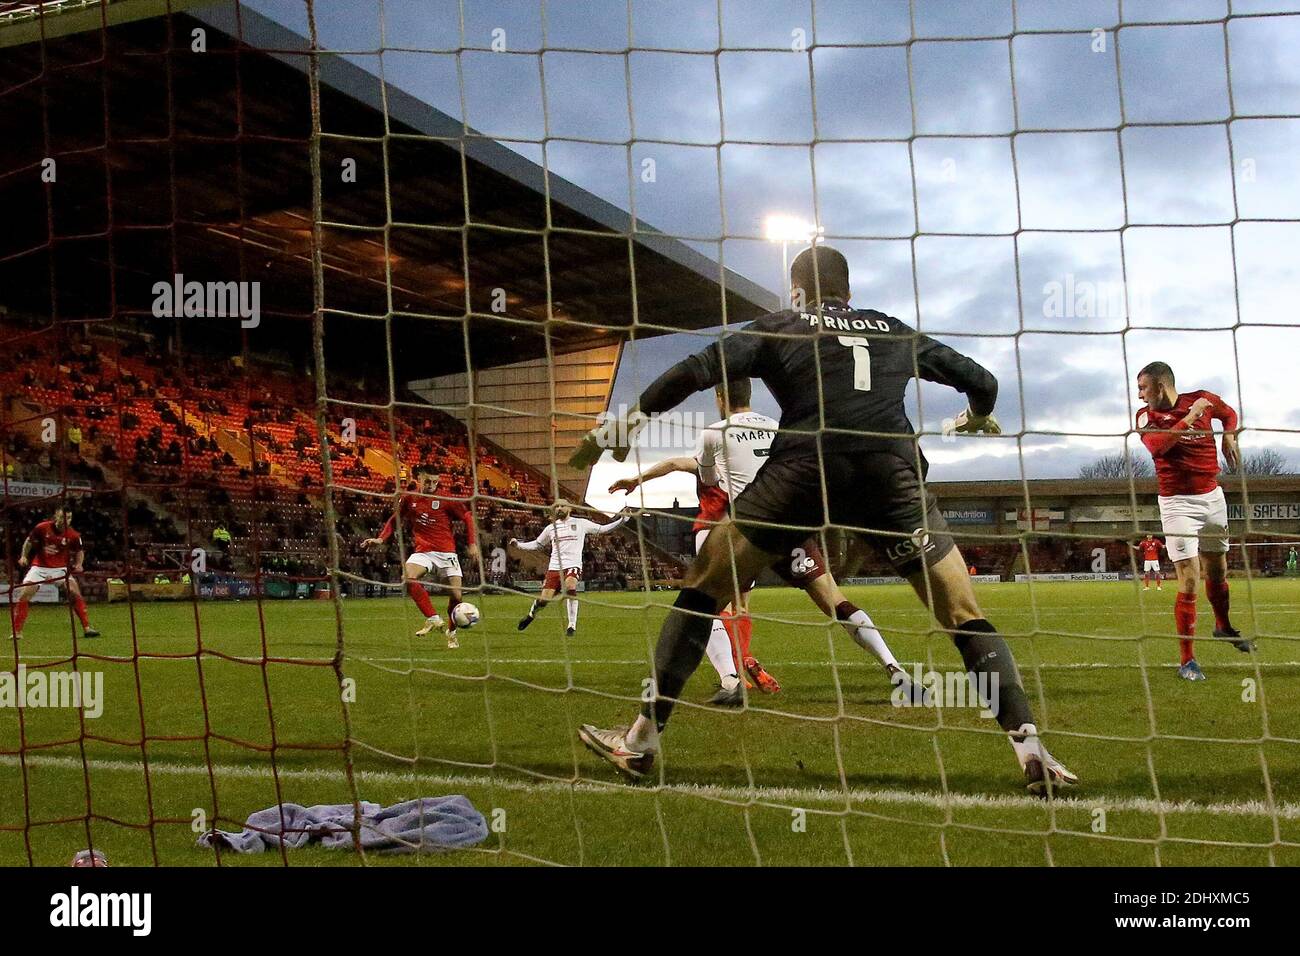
732,452,954,577
771,538,828,588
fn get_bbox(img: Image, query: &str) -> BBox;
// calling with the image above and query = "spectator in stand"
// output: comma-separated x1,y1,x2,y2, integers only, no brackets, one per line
212,524,231,552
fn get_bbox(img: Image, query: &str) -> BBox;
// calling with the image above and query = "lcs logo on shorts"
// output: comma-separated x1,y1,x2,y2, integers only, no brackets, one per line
885,528,935,563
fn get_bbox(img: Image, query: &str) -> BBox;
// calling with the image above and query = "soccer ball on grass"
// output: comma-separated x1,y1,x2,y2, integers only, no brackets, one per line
452,603,480,629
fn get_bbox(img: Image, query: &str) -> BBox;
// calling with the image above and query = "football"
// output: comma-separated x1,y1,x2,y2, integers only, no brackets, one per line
452,603,480,629
70,849,109,867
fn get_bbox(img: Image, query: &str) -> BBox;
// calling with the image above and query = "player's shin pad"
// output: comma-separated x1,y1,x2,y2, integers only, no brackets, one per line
952,619,1033,731
644,588,723,730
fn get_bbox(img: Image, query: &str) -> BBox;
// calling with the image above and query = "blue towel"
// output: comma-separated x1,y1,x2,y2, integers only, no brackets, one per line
197,796,489,854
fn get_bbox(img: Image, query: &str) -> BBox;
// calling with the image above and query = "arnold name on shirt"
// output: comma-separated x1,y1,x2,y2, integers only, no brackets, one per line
801,311,892,334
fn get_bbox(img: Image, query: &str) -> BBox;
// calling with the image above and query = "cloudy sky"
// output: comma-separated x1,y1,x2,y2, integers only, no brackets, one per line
249,0,1300,509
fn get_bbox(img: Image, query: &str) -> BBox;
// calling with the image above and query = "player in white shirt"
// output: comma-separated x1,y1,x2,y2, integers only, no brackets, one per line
693,386,779,695
510,499,629,636
609,377,913,707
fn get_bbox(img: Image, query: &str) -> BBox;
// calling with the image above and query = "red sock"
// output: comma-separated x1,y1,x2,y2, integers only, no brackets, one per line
1205,578,1231,632
1175,592,1197,664
71,594,89,628
12,599,30,633
406,581,436,618
737,613,753,662
446,600,460,629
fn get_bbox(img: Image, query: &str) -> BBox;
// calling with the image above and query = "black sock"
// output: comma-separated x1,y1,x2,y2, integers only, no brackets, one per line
642,587,721,730
951,618,1033,732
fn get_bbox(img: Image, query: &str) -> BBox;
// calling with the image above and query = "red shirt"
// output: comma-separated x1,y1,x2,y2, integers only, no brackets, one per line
1137,390,1237,497
692,475,729,534
378,494,475,553
29,520,83,569
1139,539,1162,562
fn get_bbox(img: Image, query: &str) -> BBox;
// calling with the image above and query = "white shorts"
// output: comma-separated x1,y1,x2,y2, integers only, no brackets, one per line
1143,560,1162,573
1158,487,1229,561
405,551,462,578
22,565,70,586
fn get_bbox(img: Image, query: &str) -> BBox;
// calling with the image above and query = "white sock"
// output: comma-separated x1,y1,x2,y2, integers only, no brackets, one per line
626,714,659,753
705,618,738,681
528,600,540,618
841,608,898,670
1008,722,1042,769
565,597,578,629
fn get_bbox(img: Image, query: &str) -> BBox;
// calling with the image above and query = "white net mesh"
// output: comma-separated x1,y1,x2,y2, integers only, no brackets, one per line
3,0,1299,867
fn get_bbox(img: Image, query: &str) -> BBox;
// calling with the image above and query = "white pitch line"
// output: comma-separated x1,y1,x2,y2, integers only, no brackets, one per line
341,657,1300,671
1,753,1297,821
13,653,1300,671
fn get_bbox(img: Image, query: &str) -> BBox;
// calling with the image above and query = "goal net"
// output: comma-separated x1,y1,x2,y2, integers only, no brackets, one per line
2,0,1299,868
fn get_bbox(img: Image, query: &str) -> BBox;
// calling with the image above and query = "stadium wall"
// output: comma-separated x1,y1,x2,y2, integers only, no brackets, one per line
930,476,1300,538
408,343,623,499
641,477,1300,581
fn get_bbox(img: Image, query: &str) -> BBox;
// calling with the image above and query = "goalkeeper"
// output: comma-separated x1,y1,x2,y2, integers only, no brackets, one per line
571,245,1077,795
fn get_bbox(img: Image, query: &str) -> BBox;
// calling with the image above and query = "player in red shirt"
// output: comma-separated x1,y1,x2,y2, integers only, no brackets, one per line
1136,361,1252,681
1132,534,1165,591
9,505,100,640
362,466,480,648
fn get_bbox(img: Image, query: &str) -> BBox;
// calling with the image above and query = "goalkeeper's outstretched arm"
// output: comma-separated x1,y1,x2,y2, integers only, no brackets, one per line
570,332,764,468
916,338,998,417
919,335,1001,435
639,333,764,416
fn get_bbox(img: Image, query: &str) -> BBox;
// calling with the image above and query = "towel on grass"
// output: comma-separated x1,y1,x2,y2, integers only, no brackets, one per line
197,796,489,854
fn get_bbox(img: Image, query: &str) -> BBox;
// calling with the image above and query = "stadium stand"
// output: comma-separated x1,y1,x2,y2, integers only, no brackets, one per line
1,315,684,590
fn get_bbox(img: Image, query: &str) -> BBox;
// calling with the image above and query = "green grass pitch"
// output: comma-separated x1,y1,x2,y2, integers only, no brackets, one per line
3,580,1299,866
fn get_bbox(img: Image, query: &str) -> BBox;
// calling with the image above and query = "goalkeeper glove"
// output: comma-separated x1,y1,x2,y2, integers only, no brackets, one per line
569,409,647,470
945,407,1001,436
